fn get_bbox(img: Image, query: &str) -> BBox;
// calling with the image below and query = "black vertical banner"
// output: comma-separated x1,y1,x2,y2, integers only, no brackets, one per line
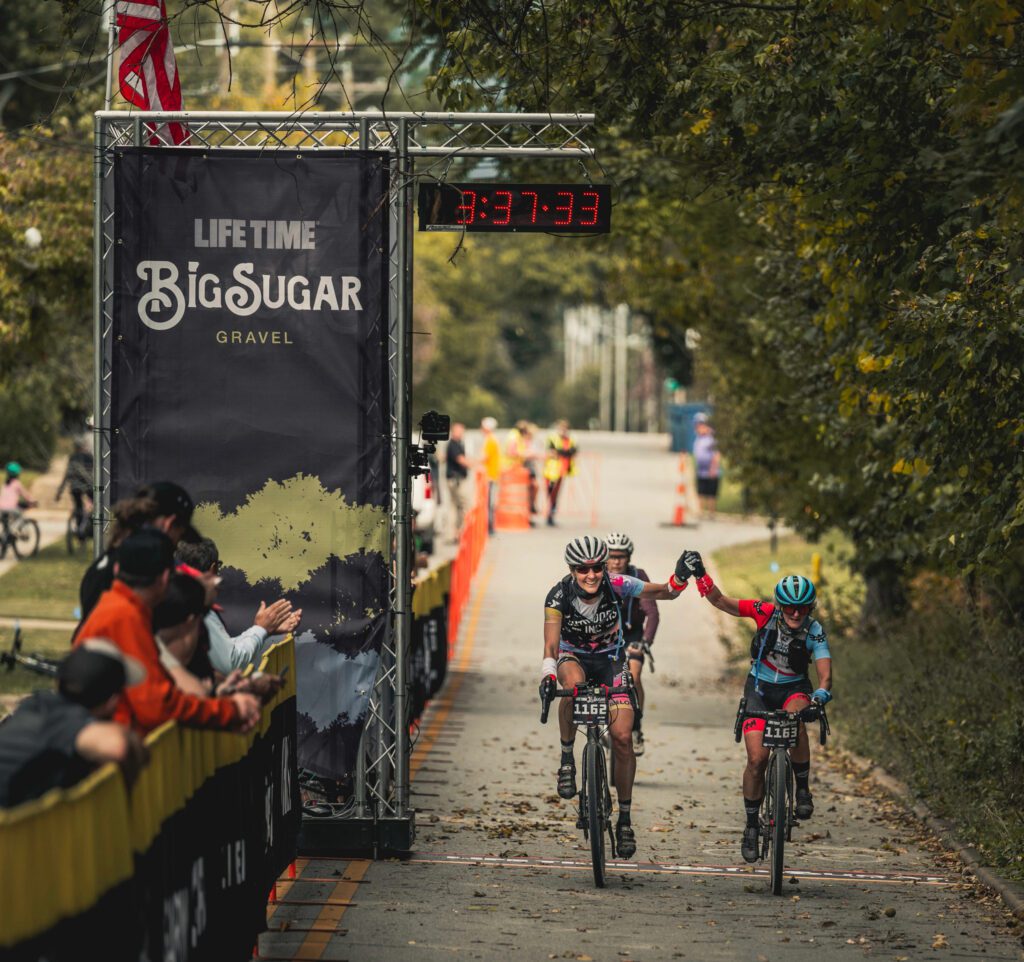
112,149,390,786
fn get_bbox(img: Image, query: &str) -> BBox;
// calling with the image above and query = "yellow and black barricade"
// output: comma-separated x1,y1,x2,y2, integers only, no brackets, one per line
0,639,299,962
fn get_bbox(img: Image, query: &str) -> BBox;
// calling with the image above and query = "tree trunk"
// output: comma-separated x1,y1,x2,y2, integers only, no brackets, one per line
860,559,907,631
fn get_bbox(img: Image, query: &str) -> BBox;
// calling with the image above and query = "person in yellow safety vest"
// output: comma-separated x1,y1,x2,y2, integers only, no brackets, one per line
505,420,540,520
480,416,502,535
543,419,577,527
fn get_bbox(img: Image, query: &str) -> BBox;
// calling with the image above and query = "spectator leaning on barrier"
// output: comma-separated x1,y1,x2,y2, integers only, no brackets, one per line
0,639,150,807
76,480,202,630
506,420,540,517
445,421,470,540
480,416,501,535
74,528,260,735
175,537,301,676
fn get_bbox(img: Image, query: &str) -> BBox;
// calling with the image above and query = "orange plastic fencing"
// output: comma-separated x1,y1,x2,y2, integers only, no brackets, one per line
447,469,490,654
494,466,532,531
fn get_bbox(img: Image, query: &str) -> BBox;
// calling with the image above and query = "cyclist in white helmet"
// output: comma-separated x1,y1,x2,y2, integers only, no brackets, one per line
541,536,691,858
605,532,660,757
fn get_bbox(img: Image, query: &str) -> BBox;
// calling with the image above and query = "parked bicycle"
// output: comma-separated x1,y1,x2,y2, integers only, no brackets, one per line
0,623,59,678
0,511,41,560
733,697,830,894
541,673,639,888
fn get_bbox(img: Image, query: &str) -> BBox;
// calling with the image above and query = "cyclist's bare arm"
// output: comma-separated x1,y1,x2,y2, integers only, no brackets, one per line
701,583,743,616
543,612,561,661
638,581,683,601
813,657,832,692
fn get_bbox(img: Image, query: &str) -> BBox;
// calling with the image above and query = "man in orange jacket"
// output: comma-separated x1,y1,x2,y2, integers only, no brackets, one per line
75,528,260,735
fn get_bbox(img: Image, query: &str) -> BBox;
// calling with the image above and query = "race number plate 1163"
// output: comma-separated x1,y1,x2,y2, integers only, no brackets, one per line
573,692,608,725
762,718,799,747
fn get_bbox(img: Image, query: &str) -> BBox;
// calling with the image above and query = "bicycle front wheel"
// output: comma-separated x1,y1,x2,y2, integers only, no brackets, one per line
584,739,607,888
13,519,40,559
768,750,788,895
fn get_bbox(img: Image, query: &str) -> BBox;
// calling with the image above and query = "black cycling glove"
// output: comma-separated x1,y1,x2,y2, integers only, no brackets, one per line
682,550,706,579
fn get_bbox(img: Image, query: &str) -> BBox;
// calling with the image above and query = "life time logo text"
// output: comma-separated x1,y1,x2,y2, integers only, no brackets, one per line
134,219,364,332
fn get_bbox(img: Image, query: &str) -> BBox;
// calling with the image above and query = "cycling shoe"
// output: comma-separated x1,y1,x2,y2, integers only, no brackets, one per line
741,825,760,863
795,788,814,819
557,763,577,800
616,821,637,859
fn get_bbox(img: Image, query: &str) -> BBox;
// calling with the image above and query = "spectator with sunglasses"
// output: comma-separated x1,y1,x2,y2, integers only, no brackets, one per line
681,551,832,863
540,536,692,859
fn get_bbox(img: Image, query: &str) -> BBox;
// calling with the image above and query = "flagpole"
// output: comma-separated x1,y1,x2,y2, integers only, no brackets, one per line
104,0,117,109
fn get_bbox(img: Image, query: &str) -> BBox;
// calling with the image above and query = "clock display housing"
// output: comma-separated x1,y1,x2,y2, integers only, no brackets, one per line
417,183,611,233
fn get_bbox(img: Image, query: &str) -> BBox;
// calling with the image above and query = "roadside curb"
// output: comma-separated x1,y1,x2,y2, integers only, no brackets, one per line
839,747,1024,921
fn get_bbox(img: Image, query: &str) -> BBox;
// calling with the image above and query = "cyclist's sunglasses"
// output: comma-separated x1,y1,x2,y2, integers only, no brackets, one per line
572,563,606,574
780,603,812,615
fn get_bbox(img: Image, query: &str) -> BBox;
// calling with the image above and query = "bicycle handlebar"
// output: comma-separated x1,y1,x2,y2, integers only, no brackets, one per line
540,681,638,724
733,697,831,745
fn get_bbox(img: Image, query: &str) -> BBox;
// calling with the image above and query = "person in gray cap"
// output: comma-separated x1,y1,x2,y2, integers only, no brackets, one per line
0,639,149,807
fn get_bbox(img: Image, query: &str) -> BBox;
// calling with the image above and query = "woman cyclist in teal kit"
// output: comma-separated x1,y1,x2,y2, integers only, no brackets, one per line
682,550,832,862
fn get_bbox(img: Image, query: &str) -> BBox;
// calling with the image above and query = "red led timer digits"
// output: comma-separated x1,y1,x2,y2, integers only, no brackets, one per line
453,187,602,228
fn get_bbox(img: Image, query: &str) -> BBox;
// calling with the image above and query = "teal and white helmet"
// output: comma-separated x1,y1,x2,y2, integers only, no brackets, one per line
773,574,816,607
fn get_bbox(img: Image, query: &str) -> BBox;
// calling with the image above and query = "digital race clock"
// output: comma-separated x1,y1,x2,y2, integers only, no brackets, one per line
417,183,611,234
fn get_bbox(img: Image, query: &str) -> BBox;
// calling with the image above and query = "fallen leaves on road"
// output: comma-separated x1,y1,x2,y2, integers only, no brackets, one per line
932,933,949,949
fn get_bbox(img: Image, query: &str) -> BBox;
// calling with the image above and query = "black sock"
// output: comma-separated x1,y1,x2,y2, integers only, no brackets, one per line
793,761,810,792
744,797,762,829
560,740,574,766
618,800,632,825
632,712,641,733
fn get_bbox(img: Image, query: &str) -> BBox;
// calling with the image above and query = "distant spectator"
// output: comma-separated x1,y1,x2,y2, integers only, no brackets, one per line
480,417,501,535
0,462,37,545
0,639,149,807
76,480,203,629
55,437,94,540
74,528,260,735
542,419,577,527
445,422,469,540
506,420,540,518
175,538,301,675
692,413,721,520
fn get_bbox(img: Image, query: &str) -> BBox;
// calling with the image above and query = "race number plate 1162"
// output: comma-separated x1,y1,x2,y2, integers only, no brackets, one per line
573,692,608,725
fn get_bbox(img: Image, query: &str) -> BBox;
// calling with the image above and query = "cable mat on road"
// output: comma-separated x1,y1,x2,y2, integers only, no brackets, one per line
408,853,952,886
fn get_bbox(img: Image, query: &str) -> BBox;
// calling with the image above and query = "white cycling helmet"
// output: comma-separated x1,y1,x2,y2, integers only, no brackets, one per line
605,532,634,555
564,536,609,567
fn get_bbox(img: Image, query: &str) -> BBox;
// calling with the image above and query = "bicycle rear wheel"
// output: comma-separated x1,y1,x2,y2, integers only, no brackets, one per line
584,739,607,888
13,519,40,559
66,516,79,554
768,750,788,894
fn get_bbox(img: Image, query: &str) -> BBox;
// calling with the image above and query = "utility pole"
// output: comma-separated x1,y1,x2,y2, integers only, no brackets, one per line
614,303,628,432
599,307,613,430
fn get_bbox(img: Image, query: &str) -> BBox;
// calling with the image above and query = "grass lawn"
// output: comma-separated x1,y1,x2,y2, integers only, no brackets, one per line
0,628,73,701
0,541,91,621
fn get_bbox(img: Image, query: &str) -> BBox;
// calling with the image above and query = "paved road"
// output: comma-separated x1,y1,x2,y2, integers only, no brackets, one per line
260,432,1023,962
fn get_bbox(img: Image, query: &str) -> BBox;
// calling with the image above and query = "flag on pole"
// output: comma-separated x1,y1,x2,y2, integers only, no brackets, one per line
116,0,189,145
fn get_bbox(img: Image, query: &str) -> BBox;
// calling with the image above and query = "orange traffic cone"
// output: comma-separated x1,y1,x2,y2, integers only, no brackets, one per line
668,455,693,527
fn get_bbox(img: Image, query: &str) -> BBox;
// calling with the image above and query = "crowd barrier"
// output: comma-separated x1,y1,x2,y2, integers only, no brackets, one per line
0,639,299,962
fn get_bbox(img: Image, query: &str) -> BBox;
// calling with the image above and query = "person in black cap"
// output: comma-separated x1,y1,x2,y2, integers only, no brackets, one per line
75,480,202,631
75,528,261,735
0,639,149,807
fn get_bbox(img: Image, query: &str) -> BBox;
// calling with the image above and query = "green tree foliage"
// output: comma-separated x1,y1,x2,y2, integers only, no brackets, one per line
406,0,1024,606
0,125,93,465
413,231,604,426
